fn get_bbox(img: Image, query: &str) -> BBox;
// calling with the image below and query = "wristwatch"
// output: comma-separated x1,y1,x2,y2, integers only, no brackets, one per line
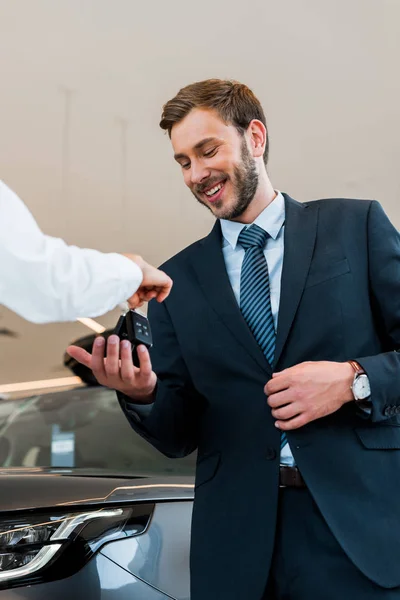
348,360,371,406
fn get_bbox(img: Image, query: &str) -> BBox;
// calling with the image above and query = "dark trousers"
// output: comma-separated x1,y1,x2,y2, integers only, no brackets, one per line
264,487,400,600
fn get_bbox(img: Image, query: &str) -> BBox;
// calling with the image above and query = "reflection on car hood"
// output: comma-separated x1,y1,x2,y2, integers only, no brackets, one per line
0,467,194,511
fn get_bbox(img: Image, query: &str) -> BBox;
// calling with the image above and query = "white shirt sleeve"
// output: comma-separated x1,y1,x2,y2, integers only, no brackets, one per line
0,181,143,323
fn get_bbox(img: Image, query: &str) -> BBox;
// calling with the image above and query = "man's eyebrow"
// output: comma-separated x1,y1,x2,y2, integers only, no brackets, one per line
174,137,219,161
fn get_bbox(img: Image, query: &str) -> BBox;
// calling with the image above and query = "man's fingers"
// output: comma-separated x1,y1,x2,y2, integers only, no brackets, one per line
66,345,92,369
104,335,121,378
271,403,300,421
267,390,292,409
265,376,289,396
276,413,309,431
136,345,153,377
90,336,107,380
272,369,286,378
120,340,135,382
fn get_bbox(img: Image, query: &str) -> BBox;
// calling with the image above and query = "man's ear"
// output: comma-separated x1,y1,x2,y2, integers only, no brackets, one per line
248,119,267,159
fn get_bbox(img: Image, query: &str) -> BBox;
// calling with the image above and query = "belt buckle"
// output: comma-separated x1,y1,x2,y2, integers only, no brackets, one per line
279,465,287,488
279,465,302,488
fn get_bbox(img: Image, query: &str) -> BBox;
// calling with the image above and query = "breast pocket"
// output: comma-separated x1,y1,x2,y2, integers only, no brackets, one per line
355,425,400,450
305,258,350,289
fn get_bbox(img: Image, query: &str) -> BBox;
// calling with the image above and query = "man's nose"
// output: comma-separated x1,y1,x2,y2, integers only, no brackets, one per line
190,162,210,186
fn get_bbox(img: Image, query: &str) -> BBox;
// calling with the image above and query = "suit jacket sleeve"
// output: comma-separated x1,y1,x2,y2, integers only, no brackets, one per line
355,200,400,422
118,297,205,458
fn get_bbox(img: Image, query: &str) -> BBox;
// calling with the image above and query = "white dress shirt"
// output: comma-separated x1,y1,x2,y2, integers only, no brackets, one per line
0,180,143,323
220,192,295,466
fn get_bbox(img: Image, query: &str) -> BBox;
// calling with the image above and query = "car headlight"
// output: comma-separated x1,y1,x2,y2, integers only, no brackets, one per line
0,504,153,588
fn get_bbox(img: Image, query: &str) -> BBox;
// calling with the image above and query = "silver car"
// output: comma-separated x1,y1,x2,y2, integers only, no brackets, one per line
0,386,195,599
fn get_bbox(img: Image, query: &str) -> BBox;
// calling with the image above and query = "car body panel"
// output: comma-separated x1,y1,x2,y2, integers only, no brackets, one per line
101,502,192,600
0,553,174,599
0,470,193,511
0,386,195,598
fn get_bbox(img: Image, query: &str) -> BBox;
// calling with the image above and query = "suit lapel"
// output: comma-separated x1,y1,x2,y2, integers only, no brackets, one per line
189,194,319,375
273,194,319,368
190,221,272,376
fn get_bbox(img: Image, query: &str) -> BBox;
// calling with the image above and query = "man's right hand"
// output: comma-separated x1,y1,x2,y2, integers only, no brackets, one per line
66,335,157,404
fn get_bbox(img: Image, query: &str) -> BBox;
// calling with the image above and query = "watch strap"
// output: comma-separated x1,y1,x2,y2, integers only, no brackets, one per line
348,360,366,376
348,360,371,409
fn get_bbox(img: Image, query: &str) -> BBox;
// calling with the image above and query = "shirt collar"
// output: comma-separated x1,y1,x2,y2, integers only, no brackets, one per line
220,191,285,250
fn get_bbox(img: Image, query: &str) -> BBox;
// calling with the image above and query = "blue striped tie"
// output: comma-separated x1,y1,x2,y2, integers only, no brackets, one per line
238,224,288,452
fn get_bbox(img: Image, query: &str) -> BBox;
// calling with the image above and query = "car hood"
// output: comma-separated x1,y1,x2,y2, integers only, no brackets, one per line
0,467,194,511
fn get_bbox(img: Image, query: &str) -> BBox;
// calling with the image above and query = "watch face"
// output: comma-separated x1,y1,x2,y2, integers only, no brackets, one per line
354,374,371,400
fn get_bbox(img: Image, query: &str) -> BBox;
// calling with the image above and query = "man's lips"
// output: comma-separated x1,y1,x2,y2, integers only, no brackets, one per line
198,179,227,203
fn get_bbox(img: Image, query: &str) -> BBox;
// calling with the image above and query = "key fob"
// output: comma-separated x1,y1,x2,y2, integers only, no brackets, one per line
113,310,153,367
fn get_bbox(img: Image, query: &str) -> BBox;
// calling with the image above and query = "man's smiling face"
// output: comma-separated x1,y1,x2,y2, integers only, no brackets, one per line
171,108,259,221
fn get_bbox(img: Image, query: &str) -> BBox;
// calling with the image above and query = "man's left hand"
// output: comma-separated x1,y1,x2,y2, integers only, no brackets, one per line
265,361,355,431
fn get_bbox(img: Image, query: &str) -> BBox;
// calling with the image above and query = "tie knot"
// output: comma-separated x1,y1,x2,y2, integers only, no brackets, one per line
238,224,269,250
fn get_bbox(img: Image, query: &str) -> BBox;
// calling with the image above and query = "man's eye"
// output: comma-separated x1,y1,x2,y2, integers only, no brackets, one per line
204,148,217,157
181,163,190,170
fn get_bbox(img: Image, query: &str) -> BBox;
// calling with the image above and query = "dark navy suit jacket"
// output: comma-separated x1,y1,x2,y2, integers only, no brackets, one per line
120,195,400,600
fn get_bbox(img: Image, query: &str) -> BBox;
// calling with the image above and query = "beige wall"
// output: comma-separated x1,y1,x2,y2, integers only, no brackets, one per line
0,0,399,384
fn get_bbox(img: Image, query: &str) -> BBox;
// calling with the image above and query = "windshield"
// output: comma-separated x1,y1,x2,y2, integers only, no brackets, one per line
0,387,196,477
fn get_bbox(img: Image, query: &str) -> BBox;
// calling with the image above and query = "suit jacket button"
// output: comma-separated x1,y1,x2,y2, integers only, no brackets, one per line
384,406,392,417
265,448,277,460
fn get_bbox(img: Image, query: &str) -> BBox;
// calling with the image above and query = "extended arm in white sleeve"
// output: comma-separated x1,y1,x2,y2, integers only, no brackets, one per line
0,181,143,323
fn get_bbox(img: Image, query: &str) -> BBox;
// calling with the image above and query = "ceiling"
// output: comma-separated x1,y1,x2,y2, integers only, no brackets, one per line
0,0,399,386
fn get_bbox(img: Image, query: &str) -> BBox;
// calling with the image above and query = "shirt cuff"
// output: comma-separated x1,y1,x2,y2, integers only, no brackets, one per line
356,399,372,417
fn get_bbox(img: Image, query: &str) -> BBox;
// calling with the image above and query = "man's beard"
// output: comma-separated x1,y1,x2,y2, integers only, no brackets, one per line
193,139,259,220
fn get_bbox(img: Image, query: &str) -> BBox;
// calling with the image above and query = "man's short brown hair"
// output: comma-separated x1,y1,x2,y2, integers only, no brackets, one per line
160,79,269,165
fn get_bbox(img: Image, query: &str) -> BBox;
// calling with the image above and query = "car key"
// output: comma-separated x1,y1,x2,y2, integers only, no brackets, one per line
113,310,153,367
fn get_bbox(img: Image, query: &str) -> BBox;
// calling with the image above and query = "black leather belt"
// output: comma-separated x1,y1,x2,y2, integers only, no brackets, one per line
279,466,306,488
